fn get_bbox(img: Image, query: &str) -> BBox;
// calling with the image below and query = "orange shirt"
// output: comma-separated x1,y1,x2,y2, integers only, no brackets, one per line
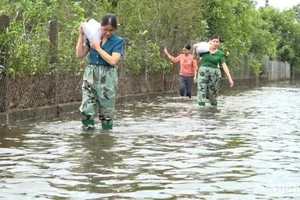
170,54,198,76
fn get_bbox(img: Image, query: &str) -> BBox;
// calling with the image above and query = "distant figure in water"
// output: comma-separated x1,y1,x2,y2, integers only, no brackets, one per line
164,44,198,98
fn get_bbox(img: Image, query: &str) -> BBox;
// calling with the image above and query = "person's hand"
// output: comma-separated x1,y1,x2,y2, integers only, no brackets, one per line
229,79,234,87
192,45,198,57
193,44,198,51
164,47,168,54
90,40,101,51
79,23,84,36
164,47,170,59
194,76,197,83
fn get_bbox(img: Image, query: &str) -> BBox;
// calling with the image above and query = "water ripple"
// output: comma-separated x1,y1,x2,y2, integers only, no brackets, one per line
1,83,300,199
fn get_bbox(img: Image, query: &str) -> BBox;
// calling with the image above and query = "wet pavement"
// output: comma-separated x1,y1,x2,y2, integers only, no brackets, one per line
0,81,300,199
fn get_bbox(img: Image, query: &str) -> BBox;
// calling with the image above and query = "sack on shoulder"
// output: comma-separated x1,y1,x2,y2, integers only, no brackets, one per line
193,42,210,54
82,19,102,41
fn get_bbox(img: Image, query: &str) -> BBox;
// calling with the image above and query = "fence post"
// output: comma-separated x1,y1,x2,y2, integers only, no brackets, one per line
49,20,58,65
290,65,295,80
49,20,59,115
172,26,179,91
141,40,148,93
160,46,166,94
0,15,10,125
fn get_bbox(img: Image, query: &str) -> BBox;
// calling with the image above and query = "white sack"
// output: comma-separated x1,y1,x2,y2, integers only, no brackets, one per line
193,42,210,54
82,19,101,41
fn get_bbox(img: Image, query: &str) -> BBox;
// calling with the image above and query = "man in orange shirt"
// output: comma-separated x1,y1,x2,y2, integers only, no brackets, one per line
164,44,198,98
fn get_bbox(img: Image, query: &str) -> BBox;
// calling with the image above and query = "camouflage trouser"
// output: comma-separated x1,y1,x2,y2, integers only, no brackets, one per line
197,66,221,106
79,65,118,129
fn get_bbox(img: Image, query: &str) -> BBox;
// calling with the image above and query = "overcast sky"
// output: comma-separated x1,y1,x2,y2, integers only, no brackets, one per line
255,0,299,10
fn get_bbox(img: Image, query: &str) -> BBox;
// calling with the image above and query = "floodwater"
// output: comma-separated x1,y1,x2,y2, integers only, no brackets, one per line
1,81,300,200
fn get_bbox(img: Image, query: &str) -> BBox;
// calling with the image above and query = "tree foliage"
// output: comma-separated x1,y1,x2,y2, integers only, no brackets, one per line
0,0,300,76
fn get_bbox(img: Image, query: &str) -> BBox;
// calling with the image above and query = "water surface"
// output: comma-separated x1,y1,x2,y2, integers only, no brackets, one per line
1,81,300,199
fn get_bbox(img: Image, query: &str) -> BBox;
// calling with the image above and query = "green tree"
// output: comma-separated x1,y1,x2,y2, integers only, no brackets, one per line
257,6,300,71
294,4,300,22
116,0,206,73
0,0,300,76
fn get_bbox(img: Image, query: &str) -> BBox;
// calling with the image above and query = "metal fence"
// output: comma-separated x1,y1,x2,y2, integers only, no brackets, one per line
265,60,291,81
0,14,181,114
0,67,179,111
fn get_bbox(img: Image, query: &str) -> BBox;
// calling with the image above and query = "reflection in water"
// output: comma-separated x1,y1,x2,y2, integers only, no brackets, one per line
75,133,122,194
1,82,300,199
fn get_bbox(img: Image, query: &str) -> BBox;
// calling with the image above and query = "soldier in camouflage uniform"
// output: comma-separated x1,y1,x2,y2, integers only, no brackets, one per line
76,14,124,130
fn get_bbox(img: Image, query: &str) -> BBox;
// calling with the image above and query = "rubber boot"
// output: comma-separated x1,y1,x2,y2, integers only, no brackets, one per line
102,120,113,130
211,101,218,106
82,119,95,129
198,102,205,107
186,92,191,98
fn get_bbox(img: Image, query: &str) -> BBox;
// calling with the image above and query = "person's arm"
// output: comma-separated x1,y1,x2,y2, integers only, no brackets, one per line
76,24,89,59
164,47,180,63
193,45,198,60
192,58,198,83
193,46,204,63
90,39,123,67
221,62,234,87
164,47,172,60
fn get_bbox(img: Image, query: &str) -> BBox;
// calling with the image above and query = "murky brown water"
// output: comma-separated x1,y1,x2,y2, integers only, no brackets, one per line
1,81,300,199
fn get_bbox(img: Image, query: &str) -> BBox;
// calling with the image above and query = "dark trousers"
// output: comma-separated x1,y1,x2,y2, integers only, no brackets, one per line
179,75,193,98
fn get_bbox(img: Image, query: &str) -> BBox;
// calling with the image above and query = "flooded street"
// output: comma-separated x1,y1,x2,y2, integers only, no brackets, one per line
1,81,300,199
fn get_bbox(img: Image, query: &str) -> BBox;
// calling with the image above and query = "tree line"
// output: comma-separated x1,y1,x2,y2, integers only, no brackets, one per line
0,0,300,76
